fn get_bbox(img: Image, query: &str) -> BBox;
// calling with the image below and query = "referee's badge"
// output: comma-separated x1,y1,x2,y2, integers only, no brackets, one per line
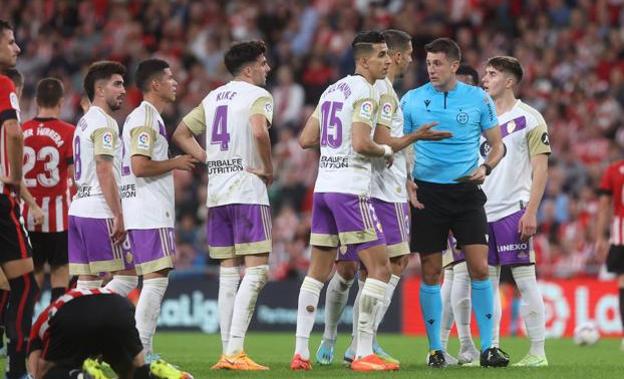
456,110,469,124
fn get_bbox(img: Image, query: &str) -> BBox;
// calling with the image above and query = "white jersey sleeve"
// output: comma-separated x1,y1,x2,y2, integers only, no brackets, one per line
189,80,273,207
121,101,175,229
481,100,551,221
313,75,379,196
69,106,121,218
370,78,408,203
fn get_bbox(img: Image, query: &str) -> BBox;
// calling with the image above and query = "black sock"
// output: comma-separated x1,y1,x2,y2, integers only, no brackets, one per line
51,286,67,302
43,366,82,379
619,288,624,332
0,288,8,349
6,273,39,378
133,364,151,379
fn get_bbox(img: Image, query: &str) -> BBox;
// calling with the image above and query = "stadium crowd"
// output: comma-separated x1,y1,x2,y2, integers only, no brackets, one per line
3,0,623,280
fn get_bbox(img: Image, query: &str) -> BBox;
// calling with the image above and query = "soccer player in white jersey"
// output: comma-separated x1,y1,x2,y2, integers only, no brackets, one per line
121,59,197,362
480,56,550,366
68,61,128,290
291,31,397,372
316,29,451,367
172,40,274,371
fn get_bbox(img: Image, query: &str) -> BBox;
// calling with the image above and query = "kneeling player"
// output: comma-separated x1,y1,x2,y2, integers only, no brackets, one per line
28,288,192,379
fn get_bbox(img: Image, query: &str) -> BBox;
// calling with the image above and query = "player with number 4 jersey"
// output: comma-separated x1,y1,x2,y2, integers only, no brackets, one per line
173,40,274,370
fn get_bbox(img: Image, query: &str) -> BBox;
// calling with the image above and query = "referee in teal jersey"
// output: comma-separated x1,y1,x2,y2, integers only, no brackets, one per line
400,38,507,368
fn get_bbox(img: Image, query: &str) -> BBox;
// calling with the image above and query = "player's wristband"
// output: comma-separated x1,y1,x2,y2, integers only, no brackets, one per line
481,163,493,176
381,144,393,158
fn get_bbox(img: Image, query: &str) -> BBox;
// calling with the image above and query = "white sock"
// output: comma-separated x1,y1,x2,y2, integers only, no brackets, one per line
512,265,546,357
135,277,168,354
356,278,387,359
373,275,400,334
226,265,268,356
218,266,240,354
452,262,474,348
349,279,365,353
322,273,354,341
295,276,324,360
489,265,502,348
440,268,454,350
76,279,102,289
104,275,138,296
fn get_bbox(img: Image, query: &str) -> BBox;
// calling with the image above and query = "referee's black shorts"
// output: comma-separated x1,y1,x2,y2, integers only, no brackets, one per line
43,294,143,375
0,194,32,263
410,180,488,254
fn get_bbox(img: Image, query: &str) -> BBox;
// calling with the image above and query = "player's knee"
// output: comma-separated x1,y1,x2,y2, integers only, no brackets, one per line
390,255,409,274
467,262,488,281
336,261,358,281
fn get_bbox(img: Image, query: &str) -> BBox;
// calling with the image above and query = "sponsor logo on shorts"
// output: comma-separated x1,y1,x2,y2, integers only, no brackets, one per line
498,242,529,252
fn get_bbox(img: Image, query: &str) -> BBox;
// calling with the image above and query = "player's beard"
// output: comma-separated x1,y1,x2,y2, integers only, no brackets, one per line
108,97,123,111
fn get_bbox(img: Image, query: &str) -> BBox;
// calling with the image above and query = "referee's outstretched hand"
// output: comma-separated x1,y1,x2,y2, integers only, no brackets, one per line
412,122,452,141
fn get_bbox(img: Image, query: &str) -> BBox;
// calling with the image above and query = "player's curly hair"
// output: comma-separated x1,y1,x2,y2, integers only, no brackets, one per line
83,61,126,102
224,40,267,76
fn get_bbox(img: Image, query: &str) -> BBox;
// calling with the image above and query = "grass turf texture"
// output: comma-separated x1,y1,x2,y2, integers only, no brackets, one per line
4,332,621,378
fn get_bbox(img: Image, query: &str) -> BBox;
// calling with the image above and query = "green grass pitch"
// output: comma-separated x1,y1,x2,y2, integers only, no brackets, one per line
154,332,621,378
3,332,621,378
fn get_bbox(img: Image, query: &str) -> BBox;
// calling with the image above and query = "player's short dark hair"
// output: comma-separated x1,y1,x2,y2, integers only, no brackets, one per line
382,29,412,53
224,40,267,76
2,68,23,88
352,31,386,60
456,65,479,86
83,61,126,102
36,78,64,108
135,58,170,93
487,56,523,83
0,20,12,35
424,38,461,62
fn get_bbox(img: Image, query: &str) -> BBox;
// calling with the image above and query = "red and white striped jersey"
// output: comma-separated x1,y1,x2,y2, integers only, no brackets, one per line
21,117,75,232
0,74,20,197
28,288,115,355
599,160,624,245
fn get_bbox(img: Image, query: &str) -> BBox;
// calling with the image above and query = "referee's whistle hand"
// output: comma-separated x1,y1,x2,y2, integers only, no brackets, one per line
412,122,453,141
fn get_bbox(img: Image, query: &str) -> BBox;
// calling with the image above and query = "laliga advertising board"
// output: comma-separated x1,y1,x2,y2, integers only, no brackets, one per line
402,278,623,337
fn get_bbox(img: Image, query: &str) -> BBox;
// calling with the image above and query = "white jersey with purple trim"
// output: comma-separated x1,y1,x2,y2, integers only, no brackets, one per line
69,106,121,219
371,77,408,203
121,101,174,229
182,80,274,207
313,75,379,196
480,100,551,222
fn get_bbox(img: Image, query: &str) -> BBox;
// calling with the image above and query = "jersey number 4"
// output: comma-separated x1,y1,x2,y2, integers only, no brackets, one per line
211,105,230,151
320,101,343,148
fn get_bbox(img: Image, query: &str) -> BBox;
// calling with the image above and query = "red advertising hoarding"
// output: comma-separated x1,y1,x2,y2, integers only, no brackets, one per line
402,278,622,337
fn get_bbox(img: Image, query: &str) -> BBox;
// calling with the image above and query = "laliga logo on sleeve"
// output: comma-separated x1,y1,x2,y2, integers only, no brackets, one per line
382,103,392,118
9,92,20,111
360,101,373,119
102,131,113,149
137,132,150,150
264,102,273,114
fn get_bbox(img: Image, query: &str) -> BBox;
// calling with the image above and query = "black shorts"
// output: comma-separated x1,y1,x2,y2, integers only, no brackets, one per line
0,194,32,263
607,245,624,274
30,231,68,267
410,180,488,254
43,294,142,375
